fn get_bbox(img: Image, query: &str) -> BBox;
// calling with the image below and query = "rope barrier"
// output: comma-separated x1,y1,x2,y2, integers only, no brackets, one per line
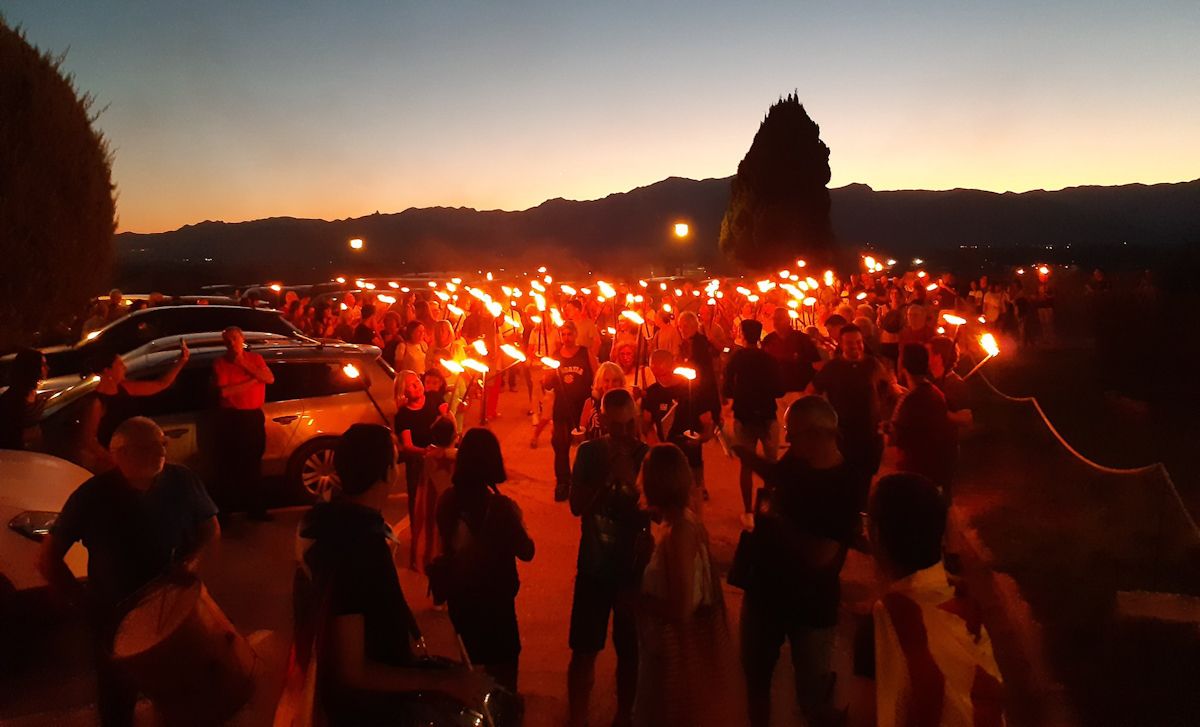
976,371,1200,541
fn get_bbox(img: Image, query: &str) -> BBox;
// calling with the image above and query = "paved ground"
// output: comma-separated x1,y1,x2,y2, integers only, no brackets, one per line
0,388,885,726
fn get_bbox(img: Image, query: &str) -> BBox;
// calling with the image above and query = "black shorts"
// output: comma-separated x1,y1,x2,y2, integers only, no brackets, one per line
568,575,637,653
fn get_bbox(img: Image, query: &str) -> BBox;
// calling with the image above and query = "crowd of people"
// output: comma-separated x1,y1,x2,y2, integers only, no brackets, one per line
2,261,1036,726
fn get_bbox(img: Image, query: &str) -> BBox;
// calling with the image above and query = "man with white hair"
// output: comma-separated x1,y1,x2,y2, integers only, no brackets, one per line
39,416,219,727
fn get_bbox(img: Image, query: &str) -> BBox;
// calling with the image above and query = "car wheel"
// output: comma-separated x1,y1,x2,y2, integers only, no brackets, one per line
287,438,340,503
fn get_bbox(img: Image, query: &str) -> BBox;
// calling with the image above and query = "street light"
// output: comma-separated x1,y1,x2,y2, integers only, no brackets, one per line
349,238,364,250
674,222,689,238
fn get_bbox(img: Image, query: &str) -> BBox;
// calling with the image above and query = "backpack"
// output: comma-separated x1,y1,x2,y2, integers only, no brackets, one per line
579,439,650,581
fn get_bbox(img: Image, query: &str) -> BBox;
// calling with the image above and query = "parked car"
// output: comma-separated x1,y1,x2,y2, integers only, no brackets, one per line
1,450,91,594
0,305,306,389
36,338,397,504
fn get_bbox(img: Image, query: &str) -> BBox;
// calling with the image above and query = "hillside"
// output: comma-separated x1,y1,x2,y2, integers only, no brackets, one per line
116,176,1200,285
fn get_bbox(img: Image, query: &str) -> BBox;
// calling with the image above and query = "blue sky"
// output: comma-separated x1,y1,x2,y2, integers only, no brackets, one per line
6,1,1198,232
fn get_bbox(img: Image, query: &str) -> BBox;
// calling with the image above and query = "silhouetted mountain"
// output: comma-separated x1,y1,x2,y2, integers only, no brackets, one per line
116,176,1200,287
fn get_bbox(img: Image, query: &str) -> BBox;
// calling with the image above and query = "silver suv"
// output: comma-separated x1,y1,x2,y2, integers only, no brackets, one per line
38,339,396,503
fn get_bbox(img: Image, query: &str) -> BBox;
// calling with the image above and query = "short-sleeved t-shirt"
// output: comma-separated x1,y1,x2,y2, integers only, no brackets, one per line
722,346,783,424
298,500,418,722
892,381,956,487
394,396,443,449
213,352,269,410
812,356,890,441
52,464,218,612
751,457,859,627
642,381,703,467
552,347,593,423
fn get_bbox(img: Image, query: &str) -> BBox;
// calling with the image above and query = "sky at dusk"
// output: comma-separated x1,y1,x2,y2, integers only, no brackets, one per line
6,1,1199,233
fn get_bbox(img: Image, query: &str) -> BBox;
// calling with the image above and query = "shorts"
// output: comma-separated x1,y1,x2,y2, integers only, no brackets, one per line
568,575,637,653
733,419,780,460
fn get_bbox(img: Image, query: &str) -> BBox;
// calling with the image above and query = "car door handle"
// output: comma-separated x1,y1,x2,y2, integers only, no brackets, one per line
272,415,299,424
164,428,188,439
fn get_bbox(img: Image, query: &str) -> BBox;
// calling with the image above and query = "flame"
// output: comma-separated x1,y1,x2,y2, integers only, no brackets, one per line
462,358,490,373
663,303,673,313
942,313,967,326
427,281,438,288
803,296,816,307
787,299,799,309
447,304,464,317
796,259,807,268
269,283,282,292
540,356,561,369
500,344,526,362
336,276,347,284
598,281,616,298
620,310,644,326
1038,265,1050,276
823,270,834,286
855,292,867,300
980,333,1000,358
864,256,876,269
673,366,697,381
550,308,565,327
916,271,927,279
435,290,450,301
926,283,938,291
936,326,946,334
561,284,577,296
440,359,465,374
472,340,489,356
486,301,503,318
388,281,400,289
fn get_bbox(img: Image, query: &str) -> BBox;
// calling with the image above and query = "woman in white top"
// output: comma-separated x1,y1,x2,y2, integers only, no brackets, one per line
634,444,741,726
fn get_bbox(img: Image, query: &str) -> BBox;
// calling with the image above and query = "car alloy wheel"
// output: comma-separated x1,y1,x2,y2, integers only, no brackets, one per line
300,446,339,500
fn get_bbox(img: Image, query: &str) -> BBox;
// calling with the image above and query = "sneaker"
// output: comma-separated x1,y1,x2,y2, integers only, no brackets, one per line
554,484,570,502
740,512,755,530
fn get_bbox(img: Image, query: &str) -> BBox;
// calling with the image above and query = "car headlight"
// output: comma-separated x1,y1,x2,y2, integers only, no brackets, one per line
8,511,59,541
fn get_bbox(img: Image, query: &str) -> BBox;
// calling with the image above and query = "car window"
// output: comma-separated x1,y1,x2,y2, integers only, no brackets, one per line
125,366,216,417
266,361,366,402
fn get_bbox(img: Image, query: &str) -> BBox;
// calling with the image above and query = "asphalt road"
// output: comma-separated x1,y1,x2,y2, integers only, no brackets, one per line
2,388,880,726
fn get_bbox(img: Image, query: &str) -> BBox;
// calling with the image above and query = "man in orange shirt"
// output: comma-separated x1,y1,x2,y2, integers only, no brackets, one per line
212,326,275,521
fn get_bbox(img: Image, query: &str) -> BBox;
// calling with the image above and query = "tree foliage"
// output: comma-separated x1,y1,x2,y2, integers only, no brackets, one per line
719,94,834,270
0,19,116,347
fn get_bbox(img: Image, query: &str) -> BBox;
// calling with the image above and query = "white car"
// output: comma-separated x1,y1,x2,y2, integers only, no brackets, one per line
0,450,90,593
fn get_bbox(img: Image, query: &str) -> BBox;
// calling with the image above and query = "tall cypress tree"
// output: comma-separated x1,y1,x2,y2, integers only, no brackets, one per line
719,94,834,270
0,20,116,347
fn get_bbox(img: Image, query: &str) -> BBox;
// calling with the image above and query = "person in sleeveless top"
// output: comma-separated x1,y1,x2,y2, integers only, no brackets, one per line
633,443,741,726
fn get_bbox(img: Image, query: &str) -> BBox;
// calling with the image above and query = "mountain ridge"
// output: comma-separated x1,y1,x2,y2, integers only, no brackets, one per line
116,175,1200,285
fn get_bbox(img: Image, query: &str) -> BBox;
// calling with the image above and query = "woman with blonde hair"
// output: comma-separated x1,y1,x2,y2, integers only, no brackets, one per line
634,444,741,726
576,361,626,441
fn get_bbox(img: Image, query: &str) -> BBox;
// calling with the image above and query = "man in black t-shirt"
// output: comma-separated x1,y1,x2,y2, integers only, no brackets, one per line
547,322,595,502
642,349,712,501
723,319,783,526
763,307,820,393
809,323,899,508
733,397,859,727
394,370,448,507
567,390,649,727
352,304,383,347
40,417,219,727
296,424,491,725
